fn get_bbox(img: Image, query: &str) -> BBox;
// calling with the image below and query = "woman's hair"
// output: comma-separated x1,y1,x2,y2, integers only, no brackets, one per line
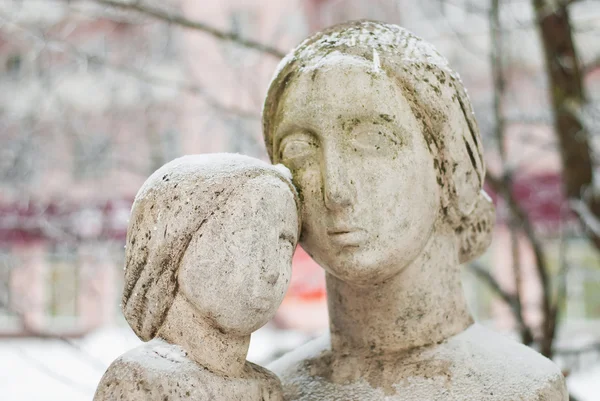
122,154,299,341
262,20,494,264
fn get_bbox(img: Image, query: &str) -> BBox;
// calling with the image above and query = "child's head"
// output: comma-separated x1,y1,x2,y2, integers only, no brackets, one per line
122,154,300,341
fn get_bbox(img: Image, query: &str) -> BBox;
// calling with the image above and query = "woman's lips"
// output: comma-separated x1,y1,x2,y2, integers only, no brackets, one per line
327,228,367,246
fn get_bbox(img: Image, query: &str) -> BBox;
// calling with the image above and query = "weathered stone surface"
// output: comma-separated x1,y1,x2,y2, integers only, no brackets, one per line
262,20,567,400
269,325,567,401
94,154,300,401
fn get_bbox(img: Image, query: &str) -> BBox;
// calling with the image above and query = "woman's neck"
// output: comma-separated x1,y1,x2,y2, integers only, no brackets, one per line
327,229,473,356
157,295,250,376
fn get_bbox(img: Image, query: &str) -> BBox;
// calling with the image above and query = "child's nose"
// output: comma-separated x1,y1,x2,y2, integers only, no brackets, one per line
264,267,280,286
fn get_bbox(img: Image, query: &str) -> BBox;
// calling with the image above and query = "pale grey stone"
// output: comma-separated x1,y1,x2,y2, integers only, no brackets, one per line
262,20,567,400
94,154,300,401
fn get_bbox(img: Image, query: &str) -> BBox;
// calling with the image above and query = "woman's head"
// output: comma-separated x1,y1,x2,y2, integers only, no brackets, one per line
262,21,494,285
122,154,300,341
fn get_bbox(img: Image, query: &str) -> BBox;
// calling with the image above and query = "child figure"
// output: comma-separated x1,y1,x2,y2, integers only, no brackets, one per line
94,154,300,401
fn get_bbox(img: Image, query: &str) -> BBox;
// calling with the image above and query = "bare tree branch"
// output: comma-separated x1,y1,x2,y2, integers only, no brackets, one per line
532,0,600,255
468,262,534,344
583,55,600,76
486,173,552,349
469,263,516,307
88,0,286,58
0,15,260,120
488,0,535,345
532,0,596,357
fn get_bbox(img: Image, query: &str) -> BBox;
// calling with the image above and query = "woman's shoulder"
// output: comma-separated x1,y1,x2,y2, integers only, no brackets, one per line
441,324,564,377
267,326,568,401
379,323,567,400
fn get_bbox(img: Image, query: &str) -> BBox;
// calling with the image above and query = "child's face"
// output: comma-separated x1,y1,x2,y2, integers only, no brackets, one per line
178,174,298,335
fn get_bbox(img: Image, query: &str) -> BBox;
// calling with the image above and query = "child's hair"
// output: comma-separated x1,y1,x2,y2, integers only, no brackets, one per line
122,154,299,341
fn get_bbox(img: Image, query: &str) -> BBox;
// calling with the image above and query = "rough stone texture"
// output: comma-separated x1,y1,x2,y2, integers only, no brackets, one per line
94,154,300,401
262,21,567,400
269,325,568,401
96,339,283,401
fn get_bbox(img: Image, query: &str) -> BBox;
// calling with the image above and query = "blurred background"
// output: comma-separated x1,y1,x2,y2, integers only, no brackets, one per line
0,0,599,400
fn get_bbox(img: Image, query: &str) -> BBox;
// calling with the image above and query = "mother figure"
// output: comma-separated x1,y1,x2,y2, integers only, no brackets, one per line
263,21,567,400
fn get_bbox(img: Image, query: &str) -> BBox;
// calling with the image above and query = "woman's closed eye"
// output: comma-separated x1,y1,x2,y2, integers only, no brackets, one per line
278,133,317,165
351,129,401,153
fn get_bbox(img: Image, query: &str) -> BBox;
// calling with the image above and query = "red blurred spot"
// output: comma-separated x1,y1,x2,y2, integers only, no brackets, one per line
285,246,326,302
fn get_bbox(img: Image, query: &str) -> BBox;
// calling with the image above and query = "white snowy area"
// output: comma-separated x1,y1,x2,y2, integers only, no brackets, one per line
0,325,311,401
0,325,598,401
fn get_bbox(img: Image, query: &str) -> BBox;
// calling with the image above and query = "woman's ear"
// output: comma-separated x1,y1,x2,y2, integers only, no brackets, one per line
458,190,495,264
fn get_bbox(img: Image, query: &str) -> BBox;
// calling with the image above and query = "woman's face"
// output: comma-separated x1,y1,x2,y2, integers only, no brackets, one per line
178,175,298,335
272,55,440,285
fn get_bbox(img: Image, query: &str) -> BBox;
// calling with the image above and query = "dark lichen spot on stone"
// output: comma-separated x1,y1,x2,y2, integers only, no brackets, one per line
380,114,393,122
463,138,478,172
310,69,319,82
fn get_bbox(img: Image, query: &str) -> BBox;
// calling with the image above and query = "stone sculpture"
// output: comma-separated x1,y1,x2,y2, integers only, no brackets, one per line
94,154,300,401
262,20,568,400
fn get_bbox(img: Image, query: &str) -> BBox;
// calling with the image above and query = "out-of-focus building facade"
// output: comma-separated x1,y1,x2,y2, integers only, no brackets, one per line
0,0,321,336
0,0,188,335
1,0,599,338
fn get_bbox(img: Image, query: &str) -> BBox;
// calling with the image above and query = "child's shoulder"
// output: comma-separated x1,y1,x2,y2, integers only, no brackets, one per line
94,339,207,400
122,339,197,371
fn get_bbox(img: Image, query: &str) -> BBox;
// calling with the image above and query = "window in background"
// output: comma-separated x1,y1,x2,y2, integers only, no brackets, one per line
557,237,600,320
160,128,181,164
321,0,398,26
150,23,178,61
462,243,495,322
0,249,23,334
112,243,126,325
73,131,113,180
225,117,263,158
6,53,22,79
0,249,15,317
222,9,260,66
0,127,40,185
45,245,79,324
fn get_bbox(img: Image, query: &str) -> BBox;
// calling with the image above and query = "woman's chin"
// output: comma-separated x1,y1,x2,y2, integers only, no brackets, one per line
321,250,404,287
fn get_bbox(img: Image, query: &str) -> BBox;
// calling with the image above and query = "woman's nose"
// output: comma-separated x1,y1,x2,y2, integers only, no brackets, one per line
322,150,357,210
